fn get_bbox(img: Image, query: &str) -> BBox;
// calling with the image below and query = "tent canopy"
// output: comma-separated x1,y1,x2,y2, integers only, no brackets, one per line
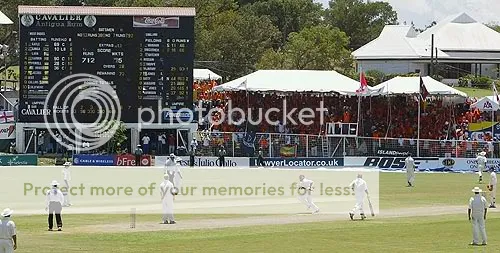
193,69,222,81
471,96,499,111
0,11,13,25
212,70,361,94
370,76,467,97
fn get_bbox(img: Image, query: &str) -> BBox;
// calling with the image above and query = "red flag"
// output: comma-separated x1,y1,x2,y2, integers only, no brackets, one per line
420,76,429,100
356,72,368,94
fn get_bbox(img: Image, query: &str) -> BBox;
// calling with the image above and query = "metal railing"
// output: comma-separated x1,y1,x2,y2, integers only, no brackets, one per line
193,131,499,158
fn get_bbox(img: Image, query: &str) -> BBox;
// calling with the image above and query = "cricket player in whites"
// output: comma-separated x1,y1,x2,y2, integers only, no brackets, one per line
476,151,487,183
165,154,183,195
488,167,497,208
468,187,488,246
404,154,416,187
349,174,369,220
160,173,176,224
297,175,320,214
0,208,16,253
62,162,72,207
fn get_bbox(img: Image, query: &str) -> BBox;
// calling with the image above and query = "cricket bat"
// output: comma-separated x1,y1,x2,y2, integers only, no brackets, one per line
367,195,375,217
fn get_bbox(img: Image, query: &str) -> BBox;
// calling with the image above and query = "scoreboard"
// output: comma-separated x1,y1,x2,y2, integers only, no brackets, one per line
18,7,195,123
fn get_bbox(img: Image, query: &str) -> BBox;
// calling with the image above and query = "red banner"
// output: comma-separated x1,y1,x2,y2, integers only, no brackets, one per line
115,154,151,166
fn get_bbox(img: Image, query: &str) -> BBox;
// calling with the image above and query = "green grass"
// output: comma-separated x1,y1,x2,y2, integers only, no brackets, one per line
9,172,497,253
456,87,492,98
379,172,485,209
14,214,500,253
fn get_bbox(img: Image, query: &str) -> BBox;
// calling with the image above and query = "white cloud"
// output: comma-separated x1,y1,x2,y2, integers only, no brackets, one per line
314,0,500,27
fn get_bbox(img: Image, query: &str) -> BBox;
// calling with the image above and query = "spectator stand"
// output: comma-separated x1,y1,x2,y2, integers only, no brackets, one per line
369,76,468,156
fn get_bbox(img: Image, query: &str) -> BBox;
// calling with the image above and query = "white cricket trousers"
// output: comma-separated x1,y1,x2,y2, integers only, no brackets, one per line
162,200,174,222
471,216,487,244
63,179,71,206
407,171,415,184
351,195,365,215
174,176,182,193
491,186,497,205
298,192,319,211
0,239,13,253
478,165,485,177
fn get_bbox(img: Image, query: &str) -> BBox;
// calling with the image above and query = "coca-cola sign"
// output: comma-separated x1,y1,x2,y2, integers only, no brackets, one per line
133,16,179,28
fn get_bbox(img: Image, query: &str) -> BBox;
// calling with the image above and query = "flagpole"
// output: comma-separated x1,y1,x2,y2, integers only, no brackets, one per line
357,68,362,139
417,77,421,157
492,81,495,139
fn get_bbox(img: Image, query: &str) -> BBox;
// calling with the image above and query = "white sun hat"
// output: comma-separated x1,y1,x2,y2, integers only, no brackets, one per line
472,186,483,193
1,208,13,217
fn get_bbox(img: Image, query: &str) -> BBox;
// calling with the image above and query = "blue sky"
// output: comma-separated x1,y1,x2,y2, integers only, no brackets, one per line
315,0,500,27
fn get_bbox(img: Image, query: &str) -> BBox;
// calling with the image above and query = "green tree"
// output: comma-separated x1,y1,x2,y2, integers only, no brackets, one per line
257,25,353,72
325,0,397,50
105,120,127,154
243,0,323,47
171,0,280,79
486,22,500,33
114,0,164,7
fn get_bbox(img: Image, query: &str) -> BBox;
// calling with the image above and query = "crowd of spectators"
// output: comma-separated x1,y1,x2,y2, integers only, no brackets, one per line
188,80,500,158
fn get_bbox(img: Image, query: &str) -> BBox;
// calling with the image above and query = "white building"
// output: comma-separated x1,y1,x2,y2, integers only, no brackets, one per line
353,13,500,84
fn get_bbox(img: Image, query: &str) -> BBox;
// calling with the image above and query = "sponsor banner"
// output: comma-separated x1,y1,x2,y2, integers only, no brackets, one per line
439,157,500,172
376,148,410,157
345,157,441,171
73,155,116,166
250,157,344,168
0,154,38,166
133,16,180,28
0,123,15,139
468,121,500,140
154,156,249,167
116,154,152,166
345,156,500,172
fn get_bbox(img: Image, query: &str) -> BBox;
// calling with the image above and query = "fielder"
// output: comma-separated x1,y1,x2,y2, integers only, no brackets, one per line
165,154,183,194
468,187,488,246
160,173,176,224
349,174,369,220
404,154,416,187
297,175,320,214
476,151,487,183
62,162,72,207
488,167,497,208
0,208,16,253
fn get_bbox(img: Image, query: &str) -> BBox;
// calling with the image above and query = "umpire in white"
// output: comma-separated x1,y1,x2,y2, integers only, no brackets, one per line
468,186,488,246
0,208,16,253
46,180,64,231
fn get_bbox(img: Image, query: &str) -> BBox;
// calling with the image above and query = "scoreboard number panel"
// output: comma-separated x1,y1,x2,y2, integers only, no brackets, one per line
19,13,194,123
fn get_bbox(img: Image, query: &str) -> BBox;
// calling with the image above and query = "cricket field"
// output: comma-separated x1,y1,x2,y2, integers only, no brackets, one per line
7,170,500,253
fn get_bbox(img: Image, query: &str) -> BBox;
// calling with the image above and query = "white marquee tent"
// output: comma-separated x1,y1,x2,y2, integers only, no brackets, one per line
0,11,13,25
370,76,467,97
193,69,222,81
212,70,361,95
471,96,499,111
